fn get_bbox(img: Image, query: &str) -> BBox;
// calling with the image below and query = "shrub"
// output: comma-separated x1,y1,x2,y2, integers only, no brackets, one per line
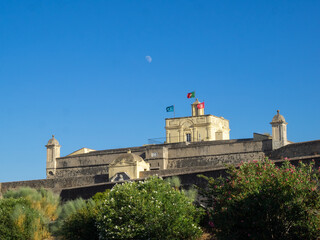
4,187,60,221
57,199,99,240
0,197,51,240
92,189,110,203
96,176,203,240
1,187,60,240
50,198,87,235
200,159,320,240
0,198,29,240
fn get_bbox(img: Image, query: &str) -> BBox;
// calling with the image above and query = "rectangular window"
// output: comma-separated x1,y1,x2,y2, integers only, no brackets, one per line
279,127,282,141
186,133,191,142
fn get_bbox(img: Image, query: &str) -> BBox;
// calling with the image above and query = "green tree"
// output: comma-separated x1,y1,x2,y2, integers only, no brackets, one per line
57,199,99,240
200,159,320,240
92,189,110,203
97,176,203,240
0,198,30,240
4,187,60,222
52,190,110,240
51,198,99,240
1,187,60,240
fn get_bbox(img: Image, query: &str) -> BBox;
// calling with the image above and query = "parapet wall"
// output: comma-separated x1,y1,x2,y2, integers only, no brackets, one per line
269,140,320,160
0,174,108,195
166,139,271,169
167,151,265,169
52,139,272,178
140,165,227,179
3,154,320,201
60,167,230,201
54,146,146,178
167,139,271,158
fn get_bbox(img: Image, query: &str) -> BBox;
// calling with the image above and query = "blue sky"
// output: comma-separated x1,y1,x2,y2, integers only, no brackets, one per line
0,0,319,182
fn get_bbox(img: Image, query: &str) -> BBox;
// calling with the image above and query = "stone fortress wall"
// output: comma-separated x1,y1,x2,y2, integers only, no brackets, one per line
2,135,319,200
53,137,272,179
1,137,273,196
2,106,316,201
44,103,288,182
0,174,109,196
59,154,320,201
269,140,320,159
54,146,147,178
165,139,271,168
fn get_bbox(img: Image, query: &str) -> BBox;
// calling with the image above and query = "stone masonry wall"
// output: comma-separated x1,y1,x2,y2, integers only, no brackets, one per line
54,146,146,178
52,139,272,178
0,174,108,195
140,165,227,179
166,139,271,169
167,151,265,169
167,139,271,159
1,138,273,198
268,140,320,160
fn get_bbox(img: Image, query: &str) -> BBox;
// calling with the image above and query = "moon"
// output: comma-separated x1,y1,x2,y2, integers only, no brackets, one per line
145,56,152,63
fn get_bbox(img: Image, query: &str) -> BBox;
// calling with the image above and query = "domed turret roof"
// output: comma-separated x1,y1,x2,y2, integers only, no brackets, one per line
192,98,200,105
110,150,144,167
47,135,60,146
271,110,286,123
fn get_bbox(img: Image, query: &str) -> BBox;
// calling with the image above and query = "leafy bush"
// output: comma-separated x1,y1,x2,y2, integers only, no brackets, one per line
200,159,320,240
52,190,111,239
4,187,60,221
57,199,99,240
97,176,203,240
51,198,88,235
92,189,110,203
1,187,60,240
0,198,29,239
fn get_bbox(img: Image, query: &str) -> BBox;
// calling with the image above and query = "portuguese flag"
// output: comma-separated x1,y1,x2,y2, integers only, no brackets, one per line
187,91,195,98
197,102,205,109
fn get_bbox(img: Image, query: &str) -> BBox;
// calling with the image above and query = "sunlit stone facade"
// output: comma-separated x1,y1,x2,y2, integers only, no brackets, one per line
165,99,230,143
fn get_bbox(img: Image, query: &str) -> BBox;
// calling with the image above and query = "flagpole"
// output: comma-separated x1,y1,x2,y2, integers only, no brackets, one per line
174,105,175,118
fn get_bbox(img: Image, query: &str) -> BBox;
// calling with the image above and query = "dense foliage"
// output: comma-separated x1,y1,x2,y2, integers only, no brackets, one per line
11,161,320,240
0,198,30,239
0,178,201,240
56,199,99,240
96,176,203,240
200,159,320,240
91,189,111,203
4,187,60,222
0,187,60,240
52,189,113,239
